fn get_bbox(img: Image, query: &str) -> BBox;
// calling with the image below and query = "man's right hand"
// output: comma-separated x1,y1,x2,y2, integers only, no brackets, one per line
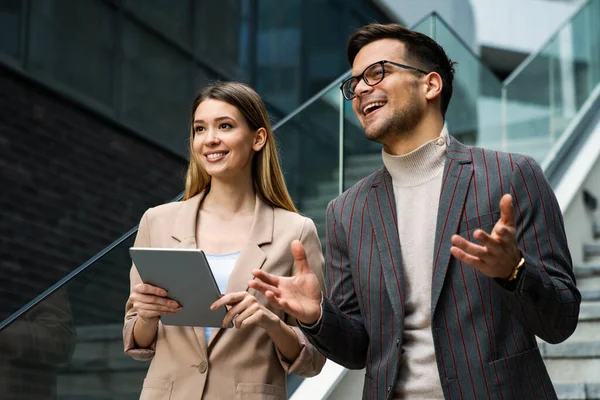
129,283,182,324
248,240,322,326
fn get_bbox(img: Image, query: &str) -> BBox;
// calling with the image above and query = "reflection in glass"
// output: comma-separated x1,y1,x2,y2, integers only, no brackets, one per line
0,289,75,400
122,19,193,154
28,0,116,108
125,0,192,47
0,0,21,59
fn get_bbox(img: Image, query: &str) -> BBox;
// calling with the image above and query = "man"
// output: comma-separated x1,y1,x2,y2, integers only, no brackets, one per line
249,23,580,399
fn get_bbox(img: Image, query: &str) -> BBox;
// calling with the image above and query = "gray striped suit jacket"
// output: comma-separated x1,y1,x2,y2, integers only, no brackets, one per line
301,136,580,399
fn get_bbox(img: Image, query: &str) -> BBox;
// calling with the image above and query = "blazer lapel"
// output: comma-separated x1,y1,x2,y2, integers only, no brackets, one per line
207,195,272,348
367,170,405,319
430,137,473,316
169,192,209,357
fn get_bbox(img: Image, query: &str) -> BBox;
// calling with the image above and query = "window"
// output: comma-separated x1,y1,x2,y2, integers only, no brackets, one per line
28,0,116,108
194,0,243,79
121,20,193,155
125,0,192,48
0,0,21,60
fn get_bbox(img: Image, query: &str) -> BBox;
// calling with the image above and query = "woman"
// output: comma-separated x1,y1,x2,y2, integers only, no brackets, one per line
123,82,326,399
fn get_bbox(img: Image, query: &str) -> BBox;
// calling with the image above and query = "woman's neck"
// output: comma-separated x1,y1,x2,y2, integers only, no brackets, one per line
202,178,256,216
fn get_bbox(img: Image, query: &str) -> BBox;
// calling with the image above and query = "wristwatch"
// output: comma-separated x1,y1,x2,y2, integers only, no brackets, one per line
507,257,526,281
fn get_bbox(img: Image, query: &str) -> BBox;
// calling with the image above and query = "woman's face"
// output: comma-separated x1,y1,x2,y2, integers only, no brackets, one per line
192,99,266,181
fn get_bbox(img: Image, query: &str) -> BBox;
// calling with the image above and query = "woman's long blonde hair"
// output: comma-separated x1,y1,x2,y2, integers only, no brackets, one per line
184,81,298,213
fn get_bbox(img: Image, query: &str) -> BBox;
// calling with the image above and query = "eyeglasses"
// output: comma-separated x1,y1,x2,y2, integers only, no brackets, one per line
340,60,428,100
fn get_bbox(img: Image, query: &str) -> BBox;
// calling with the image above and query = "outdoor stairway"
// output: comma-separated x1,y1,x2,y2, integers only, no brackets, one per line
544,242,600,399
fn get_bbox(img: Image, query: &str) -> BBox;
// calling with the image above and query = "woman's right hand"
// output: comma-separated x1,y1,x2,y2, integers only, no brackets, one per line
129,283,182,324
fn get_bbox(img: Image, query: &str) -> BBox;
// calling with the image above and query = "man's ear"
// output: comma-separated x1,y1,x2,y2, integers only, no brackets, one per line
253,127,267,151
424,71,443,101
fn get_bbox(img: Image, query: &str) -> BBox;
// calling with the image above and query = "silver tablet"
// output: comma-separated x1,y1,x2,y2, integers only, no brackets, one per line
129,247,232,328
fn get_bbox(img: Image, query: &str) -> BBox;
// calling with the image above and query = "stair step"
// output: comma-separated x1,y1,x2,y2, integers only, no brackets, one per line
584,244,600,261
582,289,600,301
580,301,600,321
575,265,600,277
58,369,146,397
346,152,383,166
61,339,149,373
555,383,600,400
577,275,600,291
544,358,600,384
540,340,600,359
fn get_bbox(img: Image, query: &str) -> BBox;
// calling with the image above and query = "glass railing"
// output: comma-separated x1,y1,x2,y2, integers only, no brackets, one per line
502,0,600,162
3,5,600,398
412,13,505,151
0,77,347,399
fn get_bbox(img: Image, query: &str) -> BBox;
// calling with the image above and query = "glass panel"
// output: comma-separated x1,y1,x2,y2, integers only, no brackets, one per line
277,84,341,242
255,0,302,114
254,0,393,115
125,0,192,47
0,0,21,59
343,84,383,191
121,20,193,155
28,0,116,108
0,236,148,399
414,15,504,149
503,0,600,163
0,79,343,396
194,0,244,79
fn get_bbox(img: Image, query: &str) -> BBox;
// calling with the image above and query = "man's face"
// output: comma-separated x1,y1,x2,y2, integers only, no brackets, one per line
351,39,425,144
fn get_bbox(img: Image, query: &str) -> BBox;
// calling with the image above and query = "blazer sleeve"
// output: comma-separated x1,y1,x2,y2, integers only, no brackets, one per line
123,210,158,360
275,218,327,377
300,200,369,370
496,155,581,344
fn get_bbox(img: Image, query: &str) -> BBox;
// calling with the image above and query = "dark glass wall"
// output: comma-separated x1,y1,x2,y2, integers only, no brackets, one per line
0,0,391,156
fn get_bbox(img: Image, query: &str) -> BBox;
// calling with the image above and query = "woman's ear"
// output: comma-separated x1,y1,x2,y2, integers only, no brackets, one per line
253,127,267,151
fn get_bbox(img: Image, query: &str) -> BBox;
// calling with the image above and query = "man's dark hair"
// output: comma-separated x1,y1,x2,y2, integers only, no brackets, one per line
347,23,456,118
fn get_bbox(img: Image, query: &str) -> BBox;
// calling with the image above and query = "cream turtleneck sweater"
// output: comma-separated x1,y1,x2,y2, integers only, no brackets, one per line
382,129,447,400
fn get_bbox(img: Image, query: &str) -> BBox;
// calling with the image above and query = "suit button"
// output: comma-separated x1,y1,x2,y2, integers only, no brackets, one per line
198,361,208,373
396,338,400,347
387,385,392,392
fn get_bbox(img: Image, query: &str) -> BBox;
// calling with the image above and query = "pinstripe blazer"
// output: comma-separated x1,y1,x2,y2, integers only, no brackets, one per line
301,136,581,399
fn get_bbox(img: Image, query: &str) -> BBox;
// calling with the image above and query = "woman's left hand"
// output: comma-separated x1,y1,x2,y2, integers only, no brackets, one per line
210,292,280,331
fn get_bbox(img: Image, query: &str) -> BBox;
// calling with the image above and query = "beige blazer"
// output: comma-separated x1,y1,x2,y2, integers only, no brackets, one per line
123,192,326,400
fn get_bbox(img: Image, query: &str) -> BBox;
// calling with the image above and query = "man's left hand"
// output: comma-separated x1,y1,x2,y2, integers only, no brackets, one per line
450,194,521,279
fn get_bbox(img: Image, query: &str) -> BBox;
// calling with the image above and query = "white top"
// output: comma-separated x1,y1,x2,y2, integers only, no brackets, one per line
382,129,447,399
204,251,239,342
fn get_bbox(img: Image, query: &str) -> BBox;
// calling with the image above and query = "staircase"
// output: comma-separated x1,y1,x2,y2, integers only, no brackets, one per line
57,324,148,400
543,194,600,400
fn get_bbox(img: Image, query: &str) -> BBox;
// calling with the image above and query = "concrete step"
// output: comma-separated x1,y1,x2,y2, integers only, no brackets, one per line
555,383,600,400
302,194,337,211
576,265,600,278
59,325,149,374
540,340,600,359
345,152,383,166
584,244,600,261
545,358,600,385
577,275,600,291
58,370,146,399
582,289,600,301
580,301,600,321
57,324,147,398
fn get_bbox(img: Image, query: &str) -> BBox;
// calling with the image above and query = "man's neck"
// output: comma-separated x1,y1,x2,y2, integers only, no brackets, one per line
382,117,445,156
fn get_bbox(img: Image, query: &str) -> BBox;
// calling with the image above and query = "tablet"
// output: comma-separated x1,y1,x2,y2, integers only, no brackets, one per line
129,247,232,328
